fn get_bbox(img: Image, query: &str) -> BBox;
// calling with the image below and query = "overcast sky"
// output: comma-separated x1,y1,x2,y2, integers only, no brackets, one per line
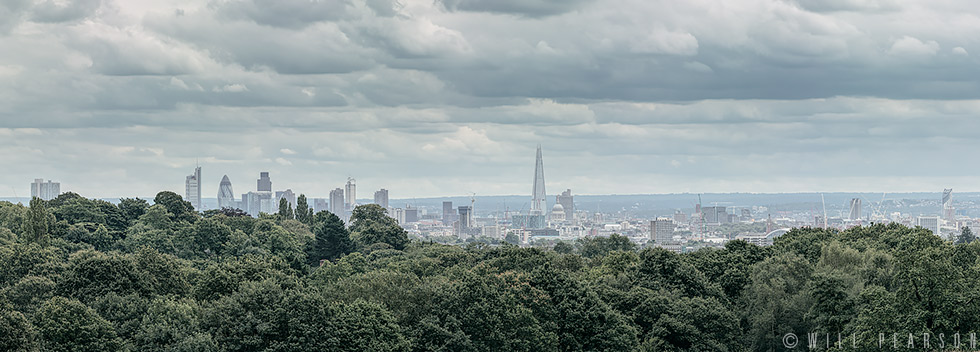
2,0,979,199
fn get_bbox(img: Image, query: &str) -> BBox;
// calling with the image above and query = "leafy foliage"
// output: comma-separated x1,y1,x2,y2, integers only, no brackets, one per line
2,193,980,351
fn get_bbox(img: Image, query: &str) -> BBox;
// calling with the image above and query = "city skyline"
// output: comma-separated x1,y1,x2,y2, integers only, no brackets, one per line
4,1,980,198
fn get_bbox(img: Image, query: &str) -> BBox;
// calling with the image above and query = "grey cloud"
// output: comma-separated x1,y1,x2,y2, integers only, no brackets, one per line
437,0,593,17
146,12,377,74
0,0,30,34
210,0,352,28
791,0,900,12
31,0,102,23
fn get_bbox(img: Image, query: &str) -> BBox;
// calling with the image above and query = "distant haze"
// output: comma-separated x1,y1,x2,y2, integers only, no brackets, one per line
2,0,980,197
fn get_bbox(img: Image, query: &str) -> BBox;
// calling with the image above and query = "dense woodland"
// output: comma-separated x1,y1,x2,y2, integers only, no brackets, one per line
2,191,980,351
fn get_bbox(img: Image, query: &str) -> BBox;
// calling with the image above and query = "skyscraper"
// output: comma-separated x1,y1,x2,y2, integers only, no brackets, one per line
651,218,675,244
242,172,273,217
217,175,235,209
276,189,296,208
943,188,954,225
257,172,272,192
30,179,60,201
185,166,202,210
330,188,345,215
458,206,473,229
313,198,328,213
374,189,389,209
345,178,356,211
530,145,546,215
557,189,574,221
442,201,455,225
702,206,728,224
848,198,862,221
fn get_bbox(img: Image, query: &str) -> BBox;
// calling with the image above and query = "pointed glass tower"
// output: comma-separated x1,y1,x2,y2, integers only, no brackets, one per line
217,175,235,209
530,145,546,215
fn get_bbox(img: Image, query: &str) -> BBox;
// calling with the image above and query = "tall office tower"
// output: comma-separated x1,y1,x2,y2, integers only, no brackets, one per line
530,145,547,215
404,206,419,223
442,201,454,225
374,189,389,209
313,198,328,213
30,179,60,201
651,218,675,244
345,178,356,211
185,166,202,210
557,189,574,221
330,188,345,215
702,206,728,224
673,210,688,224
257,172,272,192
244,191,273,217
217,175,235,209
943,189,955,225
276,189,296,208
458,206,473,229
918,216,940,235
848,198,862,220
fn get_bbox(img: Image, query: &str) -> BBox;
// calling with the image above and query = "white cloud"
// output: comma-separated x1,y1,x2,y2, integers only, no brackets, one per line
3,0,980,197
888,35,939,56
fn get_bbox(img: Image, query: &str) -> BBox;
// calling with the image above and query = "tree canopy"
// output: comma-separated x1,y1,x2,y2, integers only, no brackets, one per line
0,193,978,351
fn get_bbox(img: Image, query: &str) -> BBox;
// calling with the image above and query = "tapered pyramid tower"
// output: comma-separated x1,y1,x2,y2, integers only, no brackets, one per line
530,145,546,215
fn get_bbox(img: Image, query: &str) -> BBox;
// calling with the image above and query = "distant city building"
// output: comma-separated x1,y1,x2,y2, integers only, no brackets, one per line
345,178,356,211
848,198,862,221
275,189,296,208
740,208,752,221
404,206,418,223
185,166,202,210
550,203,566,222
393,208,405,224
217,175,236,209
313,198,328,213
374,189,389,209
457,206,473,229
329,188,345,216
530,145,547,215
651,218,675,244
702,206,729,224
257,172,272,192
917,216,940,235
442,201,455,225
943,189,955,225
557,189,574,221
673,210,687,224
30,179,60,201
512,214,547,229
244,191,273,217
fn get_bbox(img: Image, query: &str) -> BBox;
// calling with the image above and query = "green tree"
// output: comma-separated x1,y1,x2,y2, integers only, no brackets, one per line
118,198,149,226
0,309,39,351
153,191,197,223
26,197,49,244
295,194,312,224
578,234,635,258
277,198,293,220
309,211,353,263
553,241,573,254
505,232,521,245
191,218,233,256
957,226,974,245
35,296,121,352
350,204,409,250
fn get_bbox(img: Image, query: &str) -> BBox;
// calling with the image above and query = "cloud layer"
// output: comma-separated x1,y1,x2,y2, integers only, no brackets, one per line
1,0,979,198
